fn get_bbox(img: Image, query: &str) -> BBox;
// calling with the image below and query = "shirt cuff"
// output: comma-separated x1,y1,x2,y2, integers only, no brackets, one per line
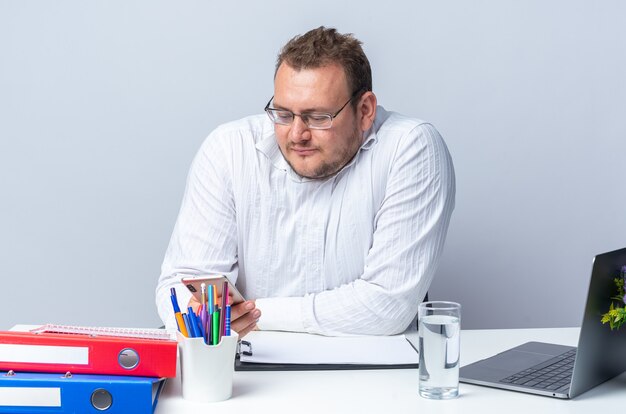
255,297,306,332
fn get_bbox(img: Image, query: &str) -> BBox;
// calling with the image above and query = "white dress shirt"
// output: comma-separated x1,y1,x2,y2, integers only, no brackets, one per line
156,106,455,335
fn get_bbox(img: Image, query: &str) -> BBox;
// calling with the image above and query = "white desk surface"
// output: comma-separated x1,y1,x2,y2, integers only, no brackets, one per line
156,327,626,413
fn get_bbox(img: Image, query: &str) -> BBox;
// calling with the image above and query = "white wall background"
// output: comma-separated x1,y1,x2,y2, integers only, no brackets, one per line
1,0,624,329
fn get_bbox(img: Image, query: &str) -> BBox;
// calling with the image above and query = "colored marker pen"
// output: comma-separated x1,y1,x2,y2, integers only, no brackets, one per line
212,308,220,345
170,288,189,337
182,313,192,338
208,285,214,315
187,307,200,338
225,305,231,336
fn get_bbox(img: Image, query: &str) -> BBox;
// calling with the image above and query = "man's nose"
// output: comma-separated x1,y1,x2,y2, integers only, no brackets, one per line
289,116,312,142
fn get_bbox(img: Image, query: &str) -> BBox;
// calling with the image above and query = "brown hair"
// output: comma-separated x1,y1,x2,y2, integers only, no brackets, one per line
275,26,372,100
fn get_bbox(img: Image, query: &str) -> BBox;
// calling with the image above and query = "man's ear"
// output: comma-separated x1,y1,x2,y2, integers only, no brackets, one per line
357,91,377,132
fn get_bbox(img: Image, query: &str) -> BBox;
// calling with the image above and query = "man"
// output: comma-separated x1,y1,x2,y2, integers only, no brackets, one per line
156,27,455,337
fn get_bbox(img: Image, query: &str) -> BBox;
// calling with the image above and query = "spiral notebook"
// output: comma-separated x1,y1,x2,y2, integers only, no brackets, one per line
29,324,174,341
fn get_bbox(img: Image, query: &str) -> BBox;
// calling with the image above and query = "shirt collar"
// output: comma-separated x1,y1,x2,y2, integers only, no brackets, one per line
255,124,291,173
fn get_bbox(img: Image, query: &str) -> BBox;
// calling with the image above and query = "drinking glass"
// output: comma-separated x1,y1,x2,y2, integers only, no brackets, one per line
418,301,461,399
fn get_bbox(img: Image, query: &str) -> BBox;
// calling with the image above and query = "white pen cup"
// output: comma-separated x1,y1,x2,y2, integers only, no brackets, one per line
177,331,239,403
418,301,461,400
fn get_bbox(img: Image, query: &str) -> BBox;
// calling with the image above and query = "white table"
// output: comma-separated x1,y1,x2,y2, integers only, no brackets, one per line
156,328,626,413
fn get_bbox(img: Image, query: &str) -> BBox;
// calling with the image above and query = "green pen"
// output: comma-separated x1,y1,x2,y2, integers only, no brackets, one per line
212,308,220,345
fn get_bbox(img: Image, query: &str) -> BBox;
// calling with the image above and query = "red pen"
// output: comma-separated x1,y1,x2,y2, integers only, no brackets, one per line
220,280,228,340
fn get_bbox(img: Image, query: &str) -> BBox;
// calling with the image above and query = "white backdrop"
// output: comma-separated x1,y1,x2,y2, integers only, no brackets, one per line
1,0,624,329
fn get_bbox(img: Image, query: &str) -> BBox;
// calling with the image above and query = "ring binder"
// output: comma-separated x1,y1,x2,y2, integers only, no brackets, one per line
0,371,165,413
0,330,177,377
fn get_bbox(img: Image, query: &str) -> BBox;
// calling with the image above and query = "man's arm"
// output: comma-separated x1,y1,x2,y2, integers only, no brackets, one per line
256,122,455,335
155,130,259,333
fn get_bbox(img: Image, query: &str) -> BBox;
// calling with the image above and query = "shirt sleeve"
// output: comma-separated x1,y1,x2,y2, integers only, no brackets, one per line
155,130,239,330
257,123,455,336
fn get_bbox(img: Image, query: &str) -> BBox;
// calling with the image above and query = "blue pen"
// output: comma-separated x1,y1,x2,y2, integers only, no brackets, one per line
170,288,180,312
187,307,200,338
187,307,198,338
220,281,228,340
193,308,203,338
225,305,231,336
170,288,189,337
182,313,192,337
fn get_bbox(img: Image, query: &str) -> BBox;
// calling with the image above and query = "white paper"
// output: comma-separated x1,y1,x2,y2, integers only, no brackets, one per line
240,331,418,365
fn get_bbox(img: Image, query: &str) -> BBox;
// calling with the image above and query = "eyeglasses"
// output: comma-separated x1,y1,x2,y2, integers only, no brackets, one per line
264,89,362,130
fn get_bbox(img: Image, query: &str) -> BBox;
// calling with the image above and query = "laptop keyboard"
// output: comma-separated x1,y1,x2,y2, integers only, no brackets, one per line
500,349,577,392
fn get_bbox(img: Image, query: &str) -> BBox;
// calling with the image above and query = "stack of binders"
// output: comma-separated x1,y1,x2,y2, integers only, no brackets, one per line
0,325,177,413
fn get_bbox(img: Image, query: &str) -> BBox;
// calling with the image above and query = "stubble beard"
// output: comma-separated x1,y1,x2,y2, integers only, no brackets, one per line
286,126,363,180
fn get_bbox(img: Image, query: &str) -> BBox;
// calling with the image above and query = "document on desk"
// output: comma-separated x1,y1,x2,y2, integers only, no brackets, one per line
236,331,419,371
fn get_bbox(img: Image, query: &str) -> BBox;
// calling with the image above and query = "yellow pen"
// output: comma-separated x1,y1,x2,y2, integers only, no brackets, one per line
201,282,207,307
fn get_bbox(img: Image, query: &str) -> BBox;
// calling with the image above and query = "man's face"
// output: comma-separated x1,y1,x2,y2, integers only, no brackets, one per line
272,63,364,179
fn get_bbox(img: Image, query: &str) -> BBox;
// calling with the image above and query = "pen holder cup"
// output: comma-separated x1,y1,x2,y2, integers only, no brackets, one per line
177,331,239,402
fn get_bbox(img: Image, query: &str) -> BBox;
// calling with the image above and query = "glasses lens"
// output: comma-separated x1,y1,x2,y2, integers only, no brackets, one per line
265,108,333,129
304,114,333,129
267,110,294,125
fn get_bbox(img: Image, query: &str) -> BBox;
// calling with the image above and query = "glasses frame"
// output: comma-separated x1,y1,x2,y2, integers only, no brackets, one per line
264,89,364,130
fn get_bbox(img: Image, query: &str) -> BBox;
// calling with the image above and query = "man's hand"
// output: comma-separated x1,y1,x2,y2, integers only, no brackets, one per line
187,296,260,338
229,300,260,337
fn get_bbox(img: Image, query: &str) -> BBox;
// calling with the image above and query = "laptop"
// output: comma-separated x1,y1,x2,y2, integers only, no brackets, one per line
460,247,626,398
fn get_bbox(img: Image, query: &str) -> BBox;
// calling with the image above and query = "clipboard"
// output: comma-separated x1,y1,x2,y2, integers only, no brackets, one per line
234,331,419,371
